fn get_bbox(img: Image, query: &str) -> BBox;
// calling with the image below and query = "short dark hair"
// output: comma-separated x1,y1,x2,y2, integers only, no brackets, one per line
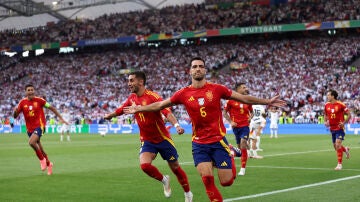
190,57,205,66
235,82,246,90
25,84,34,90
129,71,146,85
328,89,338,99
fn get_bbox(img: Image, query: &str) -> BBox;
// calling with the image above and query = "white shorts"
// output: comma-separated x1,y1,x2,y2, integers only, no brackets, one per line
270,122,278,129
250,121,265,138
61,124,70,133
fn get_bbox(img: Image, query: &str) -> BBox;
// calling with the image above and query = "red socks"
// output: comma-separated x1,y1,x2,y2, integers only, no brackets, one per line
337,148,343,164
35,149,44,160
202,175,223,202
172,167,190,192
241,148,248,168
231,155,236,179
140,164,191,193
140,163,163,181
42,153,51,166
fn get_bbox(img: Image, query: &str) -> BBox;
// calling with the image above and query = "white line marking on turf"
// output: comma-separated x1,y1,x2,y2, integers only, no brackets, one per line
264,149,332,157
248,165,360,172
180,162,360,172
223,175,360,201
180,147,359,165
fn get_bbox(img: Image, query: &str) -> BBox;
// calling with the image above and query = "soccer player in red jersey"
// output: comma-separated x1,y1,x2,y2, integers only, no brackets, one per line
324,89,351,170
13,84,68,175
124,57,286,201
223,83,253,176
104,71,193,202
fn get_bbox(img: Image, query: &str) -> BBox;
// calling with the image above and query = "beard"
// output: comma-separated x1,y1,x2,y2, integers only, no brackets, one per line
130,85,139,93
192,73,205,81
194,77,204,81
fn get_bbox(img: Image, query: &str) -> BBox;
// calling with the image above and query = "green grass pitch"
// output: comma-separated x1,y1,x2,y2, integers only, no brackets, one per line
1,133,360,201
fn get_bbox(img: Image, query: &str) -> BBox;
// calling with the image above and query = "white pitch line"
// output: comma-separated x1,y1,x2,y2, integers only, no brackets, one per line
247,165,360,172
179,147,358,165
264,149,332,157
179,150,325,165
265,146,360,157
223,175,360,201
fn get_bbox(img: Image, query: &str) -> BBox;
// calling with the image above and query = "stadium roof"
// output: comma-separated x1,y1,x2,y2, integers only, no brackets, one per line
0,0,158,19
0,0,203,30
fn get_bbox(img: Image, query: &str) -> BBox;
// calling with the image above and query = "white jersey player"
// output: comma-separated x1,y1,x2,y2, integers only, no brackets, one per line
249,105,266,158
60,108,71,142
269,106,281,138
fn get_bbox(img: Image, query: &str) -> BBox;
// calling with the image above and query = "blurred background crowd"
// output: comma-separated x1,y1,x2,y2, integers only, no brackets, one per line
0,0,359,125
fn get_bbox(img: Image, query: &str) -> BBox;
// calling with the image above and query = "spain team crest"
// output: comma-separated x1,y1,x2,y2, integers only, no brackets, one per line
198,98,205,106
206,90,213,102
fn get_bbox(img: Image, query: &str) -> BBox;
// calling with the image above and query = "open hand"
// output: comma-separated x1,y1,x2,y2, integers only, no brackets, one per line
124,104,139,114
176,126,185,135
268,95,287,107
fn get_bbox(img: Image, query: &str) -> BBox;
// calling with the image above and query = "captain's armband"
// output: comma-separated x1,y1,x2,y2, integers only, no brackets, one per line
44,102,51,108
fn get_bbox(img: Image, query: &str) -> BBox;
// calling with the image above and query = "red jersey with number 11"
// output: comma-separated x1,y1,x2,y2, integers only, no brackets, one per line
115,89,172,143
170,82,232,144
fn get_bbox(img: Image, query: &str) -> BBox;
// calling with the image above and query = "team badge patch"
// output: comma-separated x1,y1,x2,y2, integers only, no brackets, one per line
206,90,213,102
198,98,204,106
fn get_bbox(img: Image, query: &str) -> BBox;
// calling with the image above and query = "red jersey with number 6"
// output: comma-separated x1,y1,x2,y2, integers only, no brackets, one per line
170,82,232,144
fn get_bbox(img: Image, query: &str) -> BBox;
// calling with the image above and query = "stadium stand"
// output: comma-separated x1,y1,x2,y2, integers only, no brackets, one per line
1,0,360,47
0,1,359,124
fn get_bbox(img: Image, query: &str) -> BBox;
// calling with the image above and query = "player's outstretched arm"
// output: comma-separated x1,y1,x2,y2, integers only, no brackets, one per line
13,108,20,119
48,106,69,125
104,112,117,120
124,98,174,114
166,113,185,135
230,91,286,107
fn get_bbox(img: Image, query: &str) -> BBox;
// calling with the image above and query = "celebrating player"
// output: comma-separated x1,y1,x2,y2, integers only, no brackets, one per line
104,71,193,202
13,84,68,175
223,82,253,176
324,89,351,170
124,57,286,201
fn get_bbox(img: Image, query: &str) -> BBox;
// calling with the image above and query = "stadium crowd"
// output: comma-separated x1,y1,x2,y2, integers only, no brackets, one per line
1,32,359,125
1,0,360,125
1,0,360,47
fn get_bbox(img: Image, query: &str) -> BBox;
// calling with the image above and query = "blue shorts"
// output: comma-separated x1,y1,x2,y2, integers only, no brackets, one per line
192,137,232,169
27,127,44,138
330,129,345,143
233,126,250,144
140,140,179,162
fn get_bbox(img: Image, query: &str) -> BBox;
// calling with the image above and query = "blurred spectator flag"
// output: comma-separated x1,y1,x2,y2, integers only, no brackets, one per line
136,35,145,42
305,22,321,30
